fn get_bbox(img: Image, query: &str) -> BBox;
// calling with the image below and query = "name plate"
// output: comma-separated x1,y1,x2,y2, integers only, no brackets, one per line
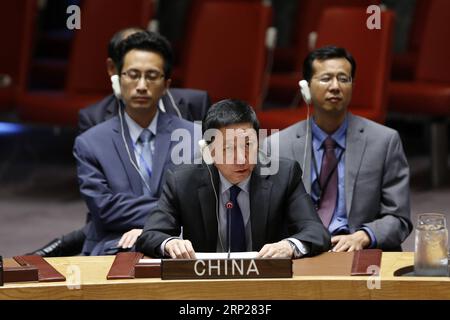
161,258,292,280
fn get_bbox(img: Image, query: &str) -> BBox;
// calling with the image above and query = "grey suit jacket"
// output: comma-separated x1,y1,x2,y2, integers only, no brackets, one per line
266,113,412,251
136,159,331,257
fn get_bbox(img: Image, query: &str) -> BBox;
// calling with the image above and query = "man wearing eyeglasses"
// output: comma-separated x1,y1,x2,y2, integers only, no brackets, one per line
27,28,211,258
72,31,199,255
267,46,412,252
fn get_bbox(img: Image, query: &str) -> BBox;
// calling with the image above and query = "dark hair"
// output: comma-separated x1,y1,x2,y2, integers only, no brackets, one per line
302,46,356,82
116,31,173,78
202,99,260,137
108,27,145,66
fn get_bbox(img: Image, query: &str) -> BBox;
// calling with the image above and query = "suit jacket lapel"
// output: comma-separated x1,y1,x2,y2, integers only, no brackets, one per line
293,121,312,193
198,166,219,251
250,165,273,251
111,117,143,195
345,114,367,215
150,111,173,194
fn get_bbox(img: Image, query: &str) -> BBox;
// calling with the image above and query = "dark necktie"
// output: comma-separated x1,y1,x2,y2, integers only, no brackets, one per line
138,129,153,195
317,136,338,227
229,185,246,252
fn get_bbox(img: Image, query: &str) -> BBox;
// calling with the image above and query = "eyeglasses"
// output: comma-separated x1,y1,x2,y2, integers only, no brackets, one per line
313,74,352,85
121,69,165,85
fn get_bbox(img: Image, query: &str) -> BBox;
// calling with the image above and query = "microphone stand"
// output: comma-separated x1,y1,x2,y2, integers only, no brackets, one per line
226,201,233,259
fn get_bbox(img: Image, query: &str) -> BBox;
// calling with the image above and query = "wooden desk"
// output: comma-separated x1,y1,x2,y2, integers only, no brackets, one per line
1,252,449,300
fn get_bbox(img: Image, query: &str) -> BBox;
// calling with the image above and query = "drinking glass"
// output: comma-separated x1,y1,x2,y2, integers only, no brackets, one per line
414,213,449,276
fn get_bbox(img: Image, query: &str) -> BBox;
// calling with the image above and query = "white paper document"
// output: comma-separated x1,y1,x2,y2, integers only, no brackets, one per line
139,252,259,264
195,252,259,260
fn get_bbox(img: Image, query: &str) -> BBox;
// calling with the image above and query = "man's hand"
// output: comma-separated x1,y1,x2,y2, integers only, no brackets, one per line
257,240,294,258
165,239,196,259
118,229,143,249
331,230,371,252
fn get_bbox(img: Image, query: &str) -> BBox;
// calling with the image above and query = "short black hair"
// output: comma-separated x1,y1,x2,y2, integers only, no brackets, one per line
202,99,260,138
116,31,173,78
302,46,356,82
108,27,144,66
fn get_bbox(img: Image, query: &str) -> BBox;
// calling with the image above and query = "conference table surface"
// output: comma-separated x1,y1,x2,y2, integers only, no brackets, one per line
1,252,449,300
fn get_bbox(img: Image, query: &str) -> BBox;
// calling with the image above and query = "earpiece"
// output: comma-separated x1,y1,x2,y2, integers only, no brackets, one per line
198,139,214,165
198,138,224,251
299,80,311,105
111,75,121,98
166,89,182,119
158,99,166,113
298,80,311,179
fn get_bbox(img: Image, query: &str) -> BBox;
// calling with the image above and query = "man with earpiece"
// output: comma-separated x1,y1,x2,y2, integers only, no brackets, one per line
267,46,412,252
72,31,199,255
78,28,211,134
27,28,210,257
136,99,331,259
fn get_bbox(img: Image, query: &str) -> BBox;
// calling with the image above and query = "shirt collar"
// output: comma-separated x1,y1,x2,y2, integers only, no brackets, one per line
124,110,159,145
218,171,251,194
311,115,348,150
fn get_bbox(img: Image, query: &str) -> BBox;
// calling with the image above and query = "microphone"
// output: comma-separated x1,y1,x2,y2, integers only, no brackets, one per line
226,201,233,259
198,139,214,165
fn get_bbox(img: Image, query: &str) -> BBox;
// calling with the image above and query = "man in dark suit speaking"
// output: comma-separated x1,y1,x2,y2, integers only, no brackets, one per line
136,99,330,259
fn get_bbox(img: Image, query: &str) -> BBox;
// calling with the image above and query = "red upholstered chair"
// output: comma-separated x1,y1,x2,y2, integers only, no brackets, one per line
178,0,272,109
389,0,450,187
16,0,154,126
258,7,395,130
0,0,37,111
268,0,380,105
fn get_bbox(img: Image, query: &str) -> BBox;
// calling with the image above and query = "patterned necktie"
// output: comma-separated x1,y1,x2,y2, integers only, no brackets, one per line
138,129,153,195
317,136,338,227
228,185,246,252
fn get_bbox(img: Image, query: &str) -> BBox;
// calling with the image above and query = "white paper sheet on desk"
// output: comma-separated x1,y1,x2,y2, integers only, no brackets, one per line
139,252,259,264
138,258,162,264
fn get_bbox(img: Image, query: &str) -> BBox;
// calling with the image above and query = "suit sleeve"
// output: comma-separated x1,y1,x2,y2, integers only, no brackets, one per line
363,131,412,250
136,169,181,257
74,136,159,233
286,161,331,256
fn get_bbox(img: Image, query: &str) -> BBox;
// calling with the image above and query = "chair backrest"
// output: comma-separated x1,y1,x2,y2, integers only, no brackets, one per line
415,0,450,83
66,0,154,95
407,0,431,53
181,0,272,109
0,0,37,95
291,0,380,72
315,7,395,123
